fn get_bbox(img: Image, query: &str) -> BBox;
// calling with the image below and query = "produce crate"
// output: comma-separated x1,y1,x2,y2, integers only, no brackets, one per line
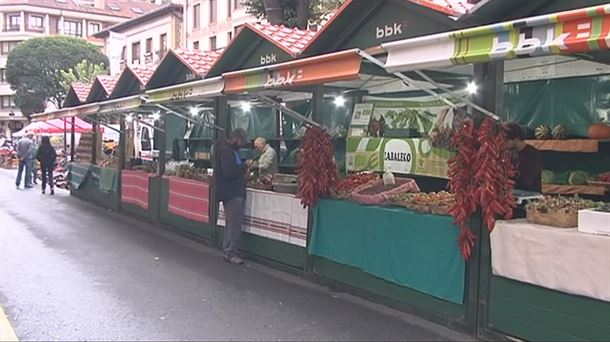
272,173,298,194
526,208,577,228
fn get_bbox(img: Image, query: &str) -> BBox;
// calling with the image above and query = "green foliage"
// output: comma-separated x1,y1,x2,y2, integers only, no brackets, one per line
5,36,108,117
243,0,346,28
59,59,107,93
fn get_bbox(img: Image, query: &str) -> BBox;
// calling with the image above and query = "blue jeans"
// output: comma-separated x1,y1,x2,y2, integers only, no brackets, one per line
16,158,33,187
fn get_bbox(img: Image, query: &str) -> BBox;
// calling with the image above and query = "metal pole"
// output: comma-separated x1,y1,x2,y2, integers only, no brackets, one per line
255,95,320,127
157,114,166,176
91,114,98,165
70,116,75,162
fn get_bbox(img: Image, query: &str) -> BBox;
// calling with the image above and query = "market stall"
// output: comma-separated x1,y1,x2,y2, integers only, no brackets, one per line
144,76,224,239
380,4,610,340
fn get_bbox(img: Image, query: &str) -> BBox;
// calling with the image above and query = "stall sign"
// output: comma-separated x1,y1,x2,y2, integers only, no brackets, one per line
260,53,278,65
383,4,610,72
98,97,141,114
346,137,452,178
147,78,224,103
223,49,362,93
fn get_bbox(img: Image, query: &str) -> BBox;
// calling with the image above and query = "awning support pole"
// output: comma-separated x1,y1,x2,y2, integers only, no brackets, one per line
84,115,125,134
413,70,501,121
152,103,226,132
255,95,320,128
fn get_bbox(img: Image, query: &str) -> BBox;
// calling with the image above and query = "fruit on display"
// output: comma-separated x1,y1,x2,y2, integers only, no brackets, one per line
391,191,455,215
349,177,419,205
551,124,568,139
541,170,555,184
248,173,274,190
594,203,610,213
333,172,379,197
568,170,589,185
535,124,552,139
588,122,610,139
597,172,610,183
526,195,604,228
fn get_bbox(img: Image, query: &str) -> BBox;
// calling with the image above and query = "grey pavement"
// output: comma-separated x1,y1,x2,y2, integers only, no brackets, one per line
0,168,471,341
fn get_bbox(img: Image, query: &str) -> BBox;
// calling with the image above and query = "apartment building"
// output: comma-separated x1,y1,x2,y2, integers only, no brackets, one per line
0,0,160,138
185,0,258,51
94,3,183,73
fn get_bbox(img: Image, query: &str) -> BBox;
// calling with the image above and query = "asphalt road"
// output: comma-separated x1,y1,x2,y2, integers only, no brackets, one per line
0,168,471,341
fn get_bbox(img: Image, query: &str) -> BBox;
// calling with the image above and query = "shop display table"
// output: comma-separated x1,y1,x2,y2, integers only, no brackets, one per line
167,176,210,223
491,220,610,302
218,188,308,247
310,199,465,304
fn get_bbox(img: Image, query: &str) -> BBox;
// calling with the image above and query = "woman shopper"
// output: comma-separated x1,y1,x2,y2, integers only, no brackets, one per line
36,136,57,195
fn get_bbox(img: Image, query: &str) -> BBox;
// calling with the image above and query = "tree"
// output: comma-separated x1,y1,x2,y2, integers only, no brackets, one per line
59,59,107,93
5,36,108,118
243,0,346,29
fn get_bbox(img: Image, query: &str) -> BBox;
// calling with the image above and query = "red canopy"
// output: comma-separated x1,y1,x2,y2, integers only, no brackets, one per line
20,117,103,135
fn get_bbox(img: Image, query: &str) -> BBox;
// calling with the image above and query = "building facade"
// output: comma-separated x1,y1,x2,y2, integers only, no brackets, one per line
0,0,160,138
184,0,258,51
94,3,183,74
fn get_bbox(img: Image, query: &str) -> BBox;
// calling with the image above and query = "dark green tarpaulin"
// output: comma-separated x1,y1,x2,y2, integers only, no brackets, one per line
68,163,91,189
310,199,465,304
503,75,610,137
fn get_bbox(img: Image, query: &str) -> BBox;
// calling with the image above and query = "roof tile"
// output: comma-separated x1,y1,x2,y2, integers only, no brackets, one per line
71,82,92,103
128,64,156,85
408,0,474,17
172,49,223,77
250,23,316,56
97,75,119,95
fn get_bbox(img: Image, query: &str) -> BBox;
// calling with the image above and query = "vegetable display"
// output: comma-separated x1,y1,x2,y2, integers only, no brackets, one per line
391,191,454,215
248,174,274,190
333,172,379,197
526,195,603,228
297,127,339,208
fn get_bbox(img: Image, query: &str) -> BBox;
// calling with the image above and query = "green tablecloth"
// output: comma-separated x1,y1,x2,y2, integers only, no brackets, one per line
68,163,91,189
98,167,118,194
310,199,465,304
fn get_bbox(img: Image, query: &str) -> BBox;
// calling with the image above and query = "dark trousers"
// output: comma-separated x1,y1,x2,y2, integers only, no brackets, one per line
41,164,54,190
222,197,244,258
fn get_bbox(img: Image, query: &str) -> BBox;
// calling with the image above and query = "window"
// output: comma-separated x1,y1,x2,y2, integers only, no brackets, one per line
121,45,126,60
0,69,5,83
132,41,141,63
145,37,152,54
209,0,217,23
193,41,199,50
89,22,101,35
193,4,200,29
233,0,243,10
0,96,17,109
209,36,216,50
227,0,232,18
63,20,82,37
160,33,168,54
6,14,21,31
227,31,233,42
0,41,20,55
29,15,43,30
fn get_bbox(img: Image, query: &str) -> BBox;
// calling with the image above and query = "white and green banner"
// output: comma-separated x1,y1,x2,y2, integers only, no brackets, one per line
346,137,453,179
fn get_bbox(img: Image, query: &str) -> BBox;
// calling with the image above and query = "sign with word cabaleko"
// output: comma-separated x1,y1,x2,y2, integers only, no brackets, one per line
346,137,453,179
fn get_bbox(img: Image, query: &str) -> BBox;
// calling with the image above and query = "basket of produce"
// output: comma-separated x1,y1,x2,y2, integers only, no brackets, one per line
526,196,603,228
350,177,420,205
248,174,274,191
272,173,299,194
332,172,379,199
391,191,453,215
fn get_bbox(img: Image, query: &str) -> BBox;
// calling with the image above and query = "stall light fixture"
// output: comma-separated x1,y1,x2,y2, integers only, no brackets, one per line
334,96,346,107
151,112,161,121
467,81,478,95
189,106,199,117
241,101,252,112
126,114,134,123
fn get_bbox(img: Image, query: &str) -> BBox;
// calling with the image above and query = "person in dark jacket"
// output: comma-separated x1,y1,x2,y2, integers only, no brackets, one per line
214,128,249,265
36,136,57,195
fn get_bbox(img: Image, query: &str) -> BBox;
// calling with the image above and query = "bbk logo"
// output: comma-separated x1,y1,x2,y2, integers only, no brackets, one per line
376,22,404,39
264,68,304,88
260,53,277,65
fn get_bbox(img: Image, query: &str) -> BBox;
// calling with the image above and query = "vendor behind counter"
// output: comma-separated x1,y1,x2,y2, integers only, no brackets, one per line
506,123,542,217
247,137,279,176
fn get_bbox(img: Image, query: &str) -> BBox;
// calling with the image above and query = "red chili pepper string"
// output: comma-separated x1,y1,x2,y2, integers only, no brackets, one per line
297,127,339,208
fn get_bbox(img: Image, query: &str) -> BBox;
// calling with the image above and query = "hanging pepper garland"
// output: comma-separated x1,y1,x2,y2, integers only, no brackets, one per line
449,118,516,260
297,126,339,208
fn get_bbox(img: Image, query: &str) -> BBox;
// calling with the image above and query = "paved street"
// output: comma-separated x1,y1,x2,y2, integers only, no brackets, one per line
0,168,469,341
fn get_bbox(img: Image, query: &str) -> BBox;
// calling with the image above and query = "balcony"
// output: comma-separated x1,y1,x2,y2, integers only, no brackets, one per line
2,25,20,32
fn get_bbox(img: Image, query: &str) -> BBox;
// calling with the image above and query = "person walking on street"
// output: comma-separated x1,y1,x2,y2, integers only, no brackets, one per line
36,136,57,195
30,139,39,185
214,128,249,265
15,133,35,189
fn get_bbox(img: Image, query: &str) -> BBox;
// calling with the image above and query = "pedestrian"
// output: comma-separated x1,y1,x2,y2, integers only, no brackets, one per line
30,138,39,185
15,133,34,189
214,128,249,265
247,137,279,176
36,136,57,195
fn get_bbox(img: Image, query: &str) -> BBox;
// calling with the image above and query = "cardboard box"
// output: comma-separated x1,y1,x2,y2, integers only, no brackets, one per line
578,209,610,236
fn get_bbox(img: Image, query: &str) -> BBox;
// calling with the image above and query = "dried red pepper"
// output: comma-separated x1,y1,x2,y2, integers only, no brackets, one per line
298,127,339,208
